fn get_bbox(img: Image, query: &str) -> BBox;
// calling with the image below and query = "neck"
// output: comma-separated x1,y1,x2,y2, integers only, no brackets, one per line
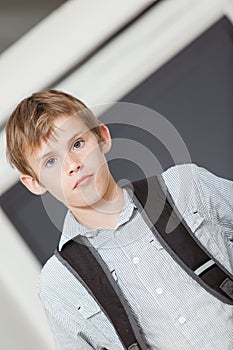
70,176,124,230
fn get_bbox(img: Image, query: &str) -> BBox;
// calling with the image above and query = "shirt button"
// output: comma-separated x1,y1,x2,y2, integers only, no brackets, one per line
156,287,163,294
178,316,186,324
132,256,140,264
114,230,120,237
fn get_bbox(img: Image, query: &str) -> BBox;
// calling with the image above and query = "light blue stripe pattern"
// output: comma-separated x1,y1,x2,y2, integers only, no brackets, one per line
39,164,233,349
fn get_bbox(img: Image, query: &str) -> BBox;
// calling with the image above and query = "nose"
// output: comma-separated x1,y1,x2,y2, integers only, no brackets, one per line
64,152,82,175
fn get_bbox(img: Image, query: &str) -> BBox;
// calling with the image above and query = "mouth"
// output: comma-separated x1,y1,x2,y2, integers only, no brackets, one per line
73,175,93,189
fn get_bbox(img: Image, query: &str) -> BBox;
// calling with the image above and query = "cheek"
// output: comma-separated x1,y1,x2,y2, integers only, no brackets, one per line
40,171,65,197
94,158,110,192
91,151,108,174
83,149,110,192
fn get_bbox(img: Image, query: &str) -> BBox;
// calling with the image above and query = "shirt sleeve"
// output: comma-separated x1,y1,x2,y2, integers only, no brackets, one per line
193,164,233,241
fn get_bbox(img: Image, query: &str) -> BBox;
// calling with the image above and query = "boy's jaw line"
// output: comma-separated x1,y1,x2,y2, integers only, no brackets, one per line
69,180,125,229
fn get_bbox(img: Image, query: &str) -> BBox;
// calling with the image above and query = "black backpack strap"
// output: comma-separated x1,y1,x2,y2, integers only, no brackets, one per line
55,174,233,349
131,175,233,305
56,234,149,350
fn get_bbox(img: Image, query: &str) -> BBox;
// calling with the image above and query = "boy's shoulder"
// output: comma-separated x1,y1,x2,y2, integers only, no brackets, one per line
38,253,103,320
161,162,198,182
38,254,82,302
160,162,218,221
38,254,67,298
161,162,198,208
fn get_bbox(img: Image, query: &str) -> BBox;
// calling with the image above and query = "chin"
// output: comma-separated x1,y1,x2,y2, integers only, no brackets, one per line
68,191,102,209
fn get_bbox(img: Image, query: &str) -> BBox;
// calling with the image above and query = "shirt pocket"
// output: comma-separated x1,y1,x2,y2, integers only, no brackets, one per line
77,297,102,319
184,210,204,235
132,234,165,260
148,236,164,250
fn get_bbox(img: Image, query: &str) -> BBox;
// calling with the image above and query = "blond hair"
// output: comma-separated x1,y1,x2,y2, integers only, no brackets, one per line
6,89,101,178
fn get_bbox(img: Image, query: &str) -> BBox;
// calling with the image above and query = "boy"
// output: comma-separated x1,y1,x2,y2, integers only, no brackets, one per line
6,90,233,349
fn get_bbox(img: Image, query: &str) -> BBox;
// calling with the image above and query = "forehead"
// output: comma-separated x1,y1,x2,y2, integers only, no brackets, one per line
52,115,90,139
44,114,90,147
28,115,90,161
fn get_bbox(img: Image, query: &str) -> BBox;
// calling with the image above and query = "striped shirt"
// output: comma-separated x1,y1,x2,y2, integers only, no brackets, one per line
39,163,233,349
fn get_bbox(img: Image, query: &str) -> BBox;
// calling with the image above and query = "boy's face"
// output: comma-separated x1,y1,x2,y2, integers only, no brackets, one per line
21,115,112,210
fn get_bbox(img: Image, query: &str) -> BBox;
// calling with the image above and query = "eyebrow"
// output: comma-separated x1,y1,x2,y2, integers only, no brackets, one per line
38,130,87,162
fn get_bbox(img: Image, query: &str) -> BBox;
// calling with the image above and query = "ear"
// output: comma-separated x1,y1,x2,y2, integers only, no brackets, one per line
99,123,112,154
20,174,47,195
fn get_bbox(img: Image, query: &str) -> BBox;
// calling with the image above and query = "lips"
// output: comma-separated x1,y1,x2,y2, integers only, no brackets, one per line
73,175,93,189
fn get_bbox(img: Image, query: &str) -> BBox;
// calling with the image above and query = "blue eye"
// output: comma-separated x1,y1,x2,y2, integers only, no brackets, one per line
46,158,57,167
73,140,84,149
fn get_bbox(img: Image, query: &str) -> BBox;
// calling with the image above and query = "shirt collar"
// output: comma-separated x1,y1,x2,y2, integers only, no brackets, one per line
58,186,137,250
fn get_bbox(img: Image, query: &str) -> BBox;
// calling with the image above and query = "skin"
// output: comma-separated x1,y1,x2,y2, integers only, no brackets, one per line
20,115,124,229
